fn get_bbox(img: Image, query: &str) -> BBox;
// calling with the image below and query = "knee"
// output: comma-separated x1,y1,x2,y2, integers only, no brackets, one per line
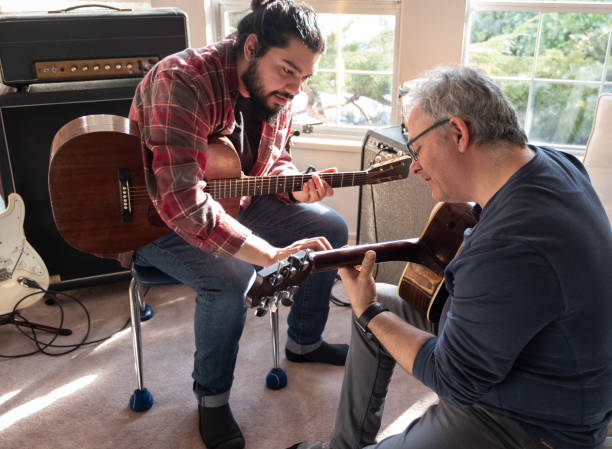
321,208,349,248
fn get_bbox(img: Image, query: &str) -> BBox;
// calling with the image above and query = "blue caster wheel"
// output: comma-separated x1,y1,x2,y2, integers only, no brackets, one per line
129,388,154,411
140,304,154,322
265,368,287,390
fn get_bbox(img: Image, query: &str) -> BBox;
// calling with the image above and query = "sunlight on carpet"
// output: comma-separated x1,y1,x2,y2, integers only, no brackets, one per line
0,374,97,431
377,391,438,441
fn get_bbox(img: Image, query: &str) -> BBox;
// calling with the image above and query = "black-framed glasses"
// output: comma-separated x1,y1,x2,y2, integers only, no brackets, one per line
401,118,450,162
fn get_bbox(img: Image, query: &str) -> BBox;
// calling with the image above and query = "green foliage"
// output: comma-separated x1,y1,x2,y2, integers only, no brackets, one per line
468,10,612,146
310,15,394,125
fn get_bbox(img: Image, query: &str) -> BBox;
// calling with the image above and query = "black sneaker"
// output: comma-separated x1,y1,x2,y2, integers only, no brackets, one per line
198,403,245,449
285,341,348,366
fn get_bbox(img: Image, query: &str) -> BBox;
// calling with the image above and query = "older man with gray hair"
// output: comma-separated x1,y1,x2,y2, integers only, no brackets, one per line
289,66,612,449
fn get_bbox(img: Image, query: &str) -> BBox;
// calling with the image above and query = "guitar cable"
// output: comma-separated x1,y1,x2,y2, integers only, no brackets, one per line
0,283,130,359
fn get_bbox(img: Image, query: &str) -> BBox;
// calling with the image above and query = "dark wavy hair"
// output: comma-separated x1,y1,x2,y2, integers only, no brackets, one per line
236,0,325,56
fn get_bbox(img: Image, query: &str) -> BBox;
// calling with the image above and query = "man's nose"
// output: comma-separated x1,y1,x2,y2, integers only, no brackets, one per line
287,80,303,96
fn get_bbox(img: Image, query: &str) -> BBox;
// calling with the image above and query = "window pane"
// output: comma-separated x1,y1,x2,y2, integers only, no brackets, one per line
530,82,599,145
301,72,391,126
536,13,611,81
497,80,530,129
301,13,394,126
317,14,395,72
466,11,538,77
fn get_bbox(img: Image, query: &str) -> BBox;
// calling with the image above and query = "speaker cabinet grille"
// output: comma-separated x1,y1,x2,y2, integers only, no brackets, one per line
0,80,139,287
357,127,437,285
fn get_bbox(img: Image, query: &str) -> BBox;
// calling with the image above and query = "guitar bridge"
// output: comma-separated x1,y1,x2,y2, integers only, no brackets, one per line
118,168,133,222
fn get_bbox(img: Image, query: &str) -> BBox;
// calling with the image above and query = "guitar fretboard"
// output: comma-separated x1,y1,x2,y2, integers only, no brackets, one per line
203,171,368,199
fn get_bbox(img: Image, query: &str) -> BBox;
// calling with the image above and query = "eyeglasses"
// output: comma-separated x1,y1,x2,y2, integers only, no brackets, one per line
401,118,450,162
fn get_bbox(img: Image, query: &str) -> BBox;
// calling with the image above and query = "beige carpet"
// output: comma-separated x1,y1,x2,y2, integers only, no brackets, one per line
0,279,434,449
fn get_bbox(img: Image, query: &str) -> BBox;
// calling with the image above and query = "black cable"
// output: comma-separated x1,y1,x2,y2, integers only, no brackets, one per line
0,285,131,359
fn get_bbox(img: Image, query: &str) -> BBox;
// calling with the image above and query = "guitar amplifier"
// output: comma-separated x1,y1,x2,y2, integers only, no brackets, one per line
357,125,437,284
0,6,188,87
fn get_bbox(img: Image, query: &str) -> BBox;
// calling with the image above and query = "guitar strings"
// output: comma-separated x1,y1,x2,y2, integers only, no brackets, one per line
124,172,372,199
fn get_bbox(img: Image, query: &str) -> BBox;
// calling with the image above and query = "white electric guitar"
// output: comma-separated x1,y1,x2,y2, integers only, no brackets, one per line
0,193,49,315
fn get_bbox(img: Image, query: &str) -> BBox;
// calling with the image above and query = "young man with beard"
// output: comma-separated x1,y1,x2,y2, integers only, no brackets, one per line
289,67,612,449
128,1,348,448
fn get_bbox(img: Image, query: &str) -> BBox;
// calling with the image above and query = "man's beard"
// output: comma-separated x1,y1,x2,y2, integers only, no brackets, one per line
241,59,293,121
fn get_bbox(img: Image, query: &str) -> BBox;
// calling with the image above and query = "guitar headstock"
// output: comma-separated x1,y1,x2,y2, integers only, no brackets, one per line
365,154,411,185
246,250,314,309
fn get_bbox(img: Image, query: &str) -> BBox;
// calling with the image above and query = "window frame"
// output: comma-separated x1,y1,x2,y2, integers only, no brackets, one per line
463,0,612,155
209,0,403,140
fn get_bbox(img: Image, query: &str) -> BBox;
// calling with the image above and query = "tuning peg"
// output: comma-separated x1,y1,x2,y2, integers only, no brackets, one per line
270,272,284,286
279,290,294,307
255,307,268,317
374,156,382,163
385,154,392,160
396,150,403,156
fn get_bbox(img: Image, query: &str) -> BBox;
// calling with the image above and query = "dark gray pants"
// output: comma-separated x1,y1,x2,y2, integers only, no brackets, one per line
329,283,542,449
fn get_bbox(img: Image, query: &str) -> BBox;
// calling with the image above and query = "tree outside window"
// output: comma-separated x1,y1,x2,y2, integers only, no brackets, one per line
464,1,612,154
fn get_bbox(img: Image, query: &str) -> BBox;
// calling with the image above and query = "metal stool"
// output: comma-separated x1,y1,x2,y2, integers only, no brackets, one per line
127,264,287,412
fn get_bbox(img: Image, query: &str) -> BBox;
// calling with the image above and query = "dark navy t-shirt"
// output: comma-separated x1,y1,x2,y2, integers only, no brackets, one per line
413,146,612,449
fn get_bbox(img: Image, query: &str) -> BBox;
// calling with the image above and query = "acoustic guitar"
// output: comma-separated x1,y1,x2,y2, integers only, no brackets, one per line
48,114,410,255
246,202,476,323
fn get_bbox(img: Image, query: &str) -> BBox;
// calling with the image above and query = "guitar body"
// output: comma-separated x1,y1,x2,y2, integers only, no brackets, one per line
49,114,409,255
0,193,49,314
397,202,475,322
48,115,241,254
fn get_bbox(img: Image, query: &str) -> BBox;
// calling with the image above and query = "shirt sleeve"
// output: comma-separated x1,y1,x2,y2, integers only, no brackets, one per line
131,66,252,257
412,239,562,406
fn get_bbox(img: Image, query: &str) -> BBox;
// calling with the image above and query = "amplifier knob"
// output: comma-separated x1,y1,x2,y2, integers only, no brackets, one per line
104,64,111,70
70,65,78,72
115,63,122,70
93,64,100,71
82,65,89,71
126,63,134,70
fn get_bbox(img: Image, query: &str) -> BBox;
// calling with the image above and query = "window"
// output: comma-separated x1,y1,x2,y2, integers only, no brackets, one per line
464,1,612,155
212,0,401,135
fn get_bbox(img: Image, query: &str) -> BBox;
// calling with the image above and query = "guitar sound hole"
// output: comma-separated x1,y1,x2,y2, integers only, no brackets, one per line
447,221,457,229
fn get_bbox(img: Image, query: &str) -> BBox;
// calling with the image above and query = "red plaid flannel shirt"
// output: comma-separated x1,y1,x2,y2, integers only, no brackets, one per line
116,35,299,265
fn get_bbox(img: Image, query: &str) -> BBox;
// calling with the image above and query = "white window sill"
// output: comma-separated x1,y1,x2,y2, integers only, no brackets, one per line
291,135,363,154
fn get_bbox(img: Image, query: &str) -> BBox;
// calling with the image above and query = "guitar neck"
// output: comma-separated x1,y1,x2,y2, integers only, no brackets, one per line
309,239,443,273
204,171,369,199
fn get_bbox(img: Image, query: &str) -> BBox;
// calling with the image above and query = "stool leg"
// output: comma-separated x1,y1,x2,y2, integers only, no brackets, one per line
265,302,287,390
128,277,153,411
270,304,280,370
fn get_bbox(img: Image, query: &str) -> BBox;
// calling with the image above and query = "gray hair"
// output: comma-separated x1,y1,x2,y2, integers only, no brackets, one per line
401,66,527,147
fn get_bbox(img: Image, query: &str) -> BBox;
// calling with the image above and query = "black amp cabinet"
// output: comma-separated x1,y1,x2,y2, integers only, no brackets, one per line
357,125,437,284
0,6,188,289
0,79,140,288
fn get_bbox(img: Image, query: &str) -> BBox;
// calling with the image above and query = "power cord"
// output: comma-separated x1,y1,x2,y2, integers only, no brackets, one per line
0,280,130,358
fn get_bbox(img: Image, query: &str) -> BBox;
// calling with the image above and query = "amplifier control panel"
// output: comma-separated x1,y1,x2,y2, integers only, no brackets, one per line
362,125,408,165
34,56,159,82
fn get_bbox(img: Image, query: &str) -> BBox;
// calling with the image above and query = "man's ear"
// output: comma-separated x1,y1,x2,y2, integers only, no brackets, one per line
243,34,259,62
449,116,470,154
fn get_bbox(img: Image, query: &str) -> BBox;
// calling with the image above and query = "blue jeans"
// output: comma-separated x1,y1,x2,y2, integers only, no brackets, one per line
134,195,348,404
